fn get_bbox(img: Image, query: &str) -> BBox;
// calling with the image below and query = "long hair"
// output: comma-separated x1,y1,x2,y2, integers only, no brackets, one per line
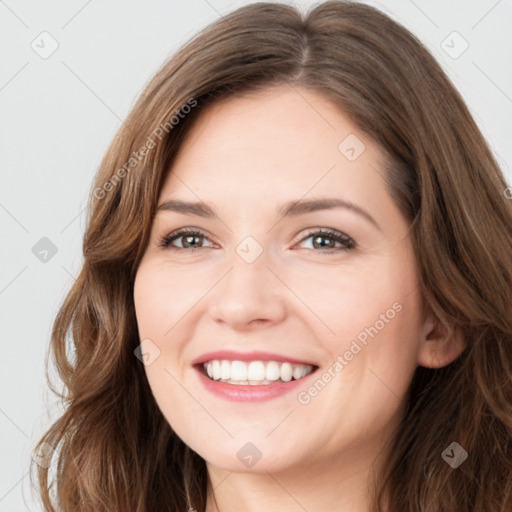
32,1,512,510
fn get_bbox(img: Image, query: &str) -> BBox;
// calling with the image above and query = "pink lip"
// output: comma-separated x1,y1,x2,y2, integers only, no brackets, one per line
191,350,317,366
193,365,318,402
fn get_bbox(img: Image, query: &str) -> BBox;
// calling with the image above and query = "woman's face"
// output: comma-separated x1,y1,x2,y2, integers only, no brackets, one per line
133,86,431,475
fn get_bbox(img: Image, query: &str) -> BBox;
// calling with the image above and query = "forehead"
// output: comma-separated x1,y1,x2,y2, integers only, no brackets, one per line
159,86,391,217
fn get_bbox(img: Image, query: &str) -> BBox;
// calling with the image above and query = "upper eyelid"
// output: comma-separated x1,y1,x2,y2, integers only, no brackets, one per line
164,228,217,245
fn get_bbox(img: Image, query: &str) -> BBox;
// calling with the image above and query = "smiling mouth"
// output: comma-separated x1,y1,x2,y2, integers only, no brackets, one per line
197,359,318,386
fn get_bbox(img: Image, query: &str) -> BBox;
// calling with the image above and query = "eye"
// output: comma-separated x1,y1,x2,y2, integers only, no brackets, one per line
296,229,356,252
158,227,356,253
158,228,214,251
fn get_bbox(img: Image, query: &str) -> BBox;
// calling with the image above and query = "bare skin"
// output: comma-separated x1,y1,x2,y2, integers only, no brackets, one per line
133,85,464,512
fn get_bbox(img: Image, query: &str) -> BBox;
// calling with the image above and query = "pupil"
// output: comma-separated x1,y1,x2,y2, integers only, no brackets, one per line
185,235,199,247
314,235,332,248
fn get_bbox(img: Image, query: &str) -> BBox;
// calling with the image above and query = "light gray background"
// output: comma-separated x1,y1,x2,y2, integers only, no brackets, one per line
1,0,511,510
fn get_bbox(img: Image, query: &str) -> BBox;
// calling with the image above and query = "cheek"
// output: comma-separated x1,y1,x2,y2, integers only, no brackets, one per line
322,273,424,410
133,259,215,394
294,247,423,395
286,256,418,348
133,264,192,426
133,259,208,339
133,262,186,386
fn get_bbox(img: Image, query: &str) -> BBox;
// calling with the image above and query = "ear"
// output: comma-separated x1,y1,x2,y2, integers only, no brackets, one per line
417,312,466,369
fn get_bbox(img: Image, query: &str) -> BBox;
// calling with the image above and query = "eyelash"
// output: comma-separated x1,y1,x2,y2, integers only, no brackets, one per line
158,228,356,253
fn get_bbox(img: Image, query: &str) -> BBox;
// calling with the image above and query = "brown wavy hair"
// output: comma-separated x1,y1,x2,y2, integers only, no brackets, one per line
31,1,512,510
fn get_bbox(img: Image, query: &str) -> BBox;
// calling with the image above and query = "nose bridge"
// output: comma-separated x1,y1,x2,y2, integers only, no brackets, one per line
208,234,287,327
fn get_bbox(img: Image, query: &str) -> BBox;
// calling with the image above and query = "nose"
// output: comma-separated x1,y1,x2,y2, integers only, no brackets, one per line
208,247,287,330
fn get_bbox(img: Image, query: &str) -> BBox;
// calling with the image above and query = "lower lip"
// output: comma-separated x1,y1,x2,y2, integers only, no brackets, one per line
194,366,317,402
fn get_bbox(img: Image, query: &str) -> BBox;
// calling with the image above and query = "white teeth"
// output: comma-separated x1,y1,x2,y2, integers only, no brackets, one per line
265,361,281,381
293,365,306,380
231,360,247,381
221,360,230,380
203,359,315,385
212,360,221,380
247,361,266,380
280,362,293,382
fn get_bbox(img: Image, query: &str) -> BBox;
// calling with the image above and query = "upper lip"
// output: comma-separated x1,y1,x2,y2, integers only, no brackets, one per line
191,350,318,367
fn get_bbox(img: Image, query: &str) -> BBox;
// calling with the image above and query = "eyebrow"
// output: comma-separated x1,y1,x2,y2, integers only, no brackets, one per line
156,197,380,230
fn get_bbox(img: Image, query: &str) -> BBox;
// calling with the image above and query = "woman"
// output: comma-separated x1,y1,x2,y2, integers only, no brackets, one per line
32,1,512,511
